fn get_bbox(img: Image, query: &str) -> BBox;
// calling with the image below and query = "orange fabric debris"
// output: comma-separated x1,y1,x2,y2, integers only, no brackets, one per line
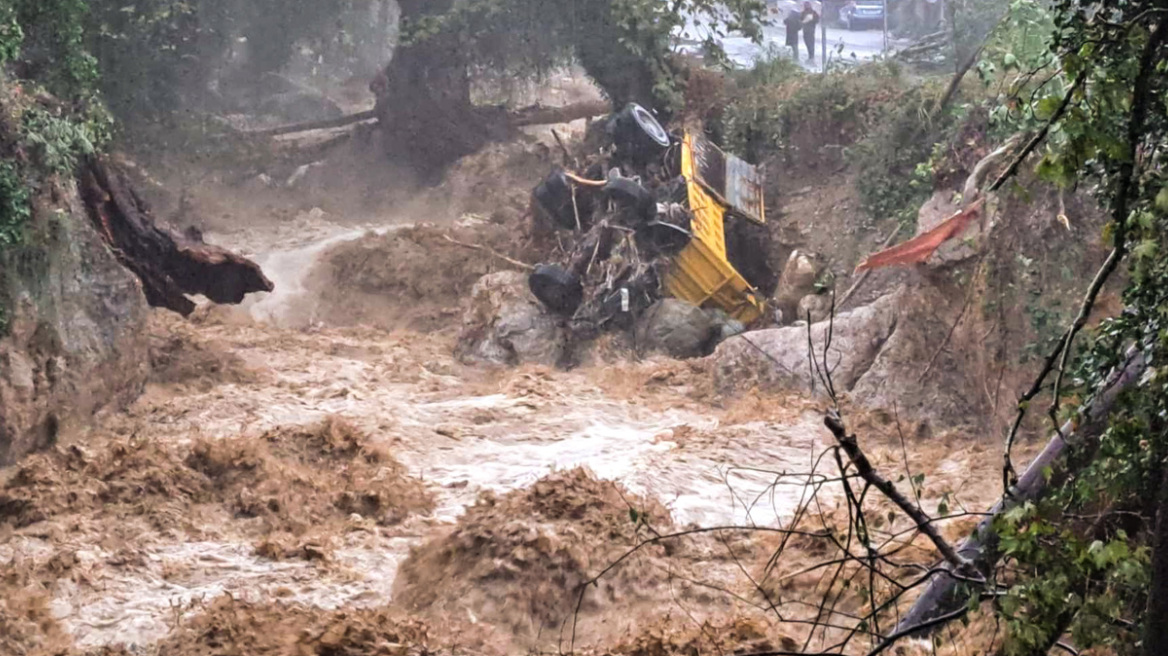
855,199,985,272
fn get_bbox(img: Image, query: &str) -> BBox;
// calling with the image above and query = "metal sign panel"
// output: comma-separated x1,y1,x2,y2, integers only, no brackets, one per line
689,135,766,224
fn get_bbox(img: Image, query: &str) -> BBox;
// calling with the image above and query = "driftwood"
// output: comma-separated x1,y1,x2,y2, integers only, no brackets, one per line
78,157,273,316
510,100,611,127
242,99,610,140
246,109,377,137
894,347,1148,635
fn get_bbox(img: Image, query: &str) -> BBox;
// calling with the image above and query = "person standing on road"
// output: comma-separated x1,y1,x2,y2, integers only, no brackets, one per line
784,8,802,60
801,1,820,63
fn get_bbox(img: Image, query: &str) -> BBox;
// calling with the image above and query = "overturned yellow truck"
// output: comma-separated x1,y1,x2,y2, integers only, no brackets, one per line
529,107,771,330
666,132,768,324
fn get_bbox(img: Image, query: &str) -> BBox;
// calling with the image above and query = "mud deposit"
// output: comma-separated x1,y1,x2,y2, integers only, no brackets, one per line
0,197,1028,656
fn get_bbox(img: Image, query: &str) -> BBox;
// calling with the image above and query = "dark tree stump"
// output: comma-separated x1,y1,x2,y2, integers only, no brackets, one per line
78,157,273,316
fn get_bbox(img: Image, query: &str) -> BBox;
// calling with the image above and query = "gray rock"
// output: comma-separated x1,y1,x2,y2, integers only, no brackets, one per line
773,250,820,325
1,179,149,465
713,291,900,395
457,271,564,366
635,299,718,359
916,191,981,266
797,294,833,324
714,285,985,433
705,308,746,344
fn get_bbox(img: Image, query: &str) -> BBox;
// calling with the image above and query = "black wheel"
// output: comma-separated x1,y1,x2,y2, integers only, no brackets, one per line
532,169,592,231
604,177,657,223
529,264,584,315
627,104,670,149
609,103,672,165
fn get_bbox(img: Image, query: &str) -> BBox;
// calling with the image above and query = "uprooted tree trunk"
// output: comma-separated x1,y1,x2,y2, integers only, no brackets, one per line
372,0,505,181
77,157,273,316
895,348,1147,635
372,0,671,179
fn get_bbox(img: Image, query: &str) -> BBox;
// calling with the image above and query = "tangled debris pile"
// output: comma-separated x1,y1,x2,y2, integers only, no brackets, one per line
461,104,777,364
0,557,75,656
393,468,671,635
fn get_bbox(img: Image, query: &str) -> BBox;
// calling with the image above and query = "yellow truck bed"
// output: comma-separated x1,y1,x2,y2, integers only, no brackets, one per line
664,133,767,324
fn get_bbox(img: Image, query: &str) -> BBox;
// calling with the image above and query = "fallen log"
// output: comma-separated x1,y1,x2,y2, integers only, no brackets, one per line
510,100,611,127
78,157,273,316
894,347,1147,636
246,99,611,140
245,109,377,137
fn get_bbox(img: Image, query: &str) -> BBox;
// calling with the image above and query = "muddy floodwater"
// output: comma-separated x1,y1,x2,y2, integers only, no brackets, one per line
0,211,1011,654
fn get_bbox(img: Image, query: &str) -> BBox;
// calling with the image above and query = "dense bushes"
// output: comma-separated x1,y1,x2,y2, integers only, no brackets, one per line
717,58,952,231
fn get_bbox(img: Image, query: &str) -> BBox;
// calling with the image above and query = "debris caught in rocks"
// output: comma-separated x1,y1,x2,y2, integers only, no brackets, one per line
515,103,776,360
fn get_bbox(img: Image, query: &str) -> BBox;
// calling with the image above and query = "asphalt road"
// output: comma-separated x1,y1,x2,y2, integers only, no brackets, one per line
680,16,906,71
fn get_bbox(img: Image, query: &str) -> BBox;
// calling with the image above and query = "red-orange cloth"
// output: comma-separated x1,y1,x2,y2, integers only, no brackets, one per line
855,199,985,272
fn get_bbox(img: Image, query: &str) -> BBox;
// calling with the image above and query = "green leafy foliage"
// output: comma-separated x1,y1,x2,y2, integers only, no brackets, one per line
850,98,951,235
400,0,766,113
0,159,30,337
986,1,1168,652
0,160,31,249
720,60,905,163
19,107,100,175
0,4,23,64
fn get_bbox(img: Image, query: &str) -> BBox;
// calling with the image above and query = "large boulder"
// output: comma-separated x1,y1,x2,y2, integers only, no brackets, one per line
457,271,565,366
916,191,981,266
714,292,900,395
714,285,986,433
773,250,820,324
635,299,718,359
0,181,149,465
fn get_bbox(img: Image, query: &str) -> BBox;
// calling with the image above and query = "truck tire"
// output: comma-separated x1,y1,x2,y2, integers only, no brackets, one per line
604,177,657,223
528,264,584,315
533,169,591,231
609,103,671,165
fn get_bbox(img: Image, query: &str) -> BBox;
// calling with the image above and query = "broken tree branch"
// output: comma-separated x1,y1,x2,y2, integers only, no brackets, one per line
935,12,1008,113
894,347,1148,636
1002,17,1166,488
824,409,975,573
246,109,377,137
509,100,611,127
441,234,534,271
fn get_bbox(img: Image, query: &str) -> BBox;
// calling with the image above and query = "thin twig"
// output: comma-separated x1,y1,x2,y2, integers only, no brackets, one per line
825,410,974,572
441,234,534,271
550,128,577,169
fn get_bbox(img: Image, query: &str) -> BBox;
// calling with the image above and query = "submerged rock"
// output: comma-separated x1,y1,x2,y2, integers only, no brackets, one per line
457,271,565,366
635,299,718,359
